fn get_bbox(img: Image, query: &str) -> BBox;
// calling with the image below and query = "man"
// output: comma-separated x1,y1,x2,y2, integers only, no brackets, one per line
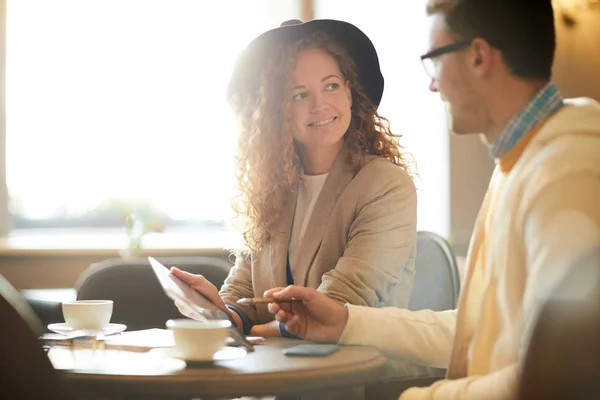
266,0,600,398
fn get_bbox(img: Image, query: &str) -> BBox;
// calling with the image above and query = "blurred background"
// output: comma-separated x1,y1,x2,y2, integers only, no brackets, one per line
0,0,598,288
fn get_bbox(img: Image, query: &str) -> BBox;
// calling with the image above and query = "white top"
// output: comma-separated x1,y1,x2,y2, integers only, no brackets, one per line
288,172,329,272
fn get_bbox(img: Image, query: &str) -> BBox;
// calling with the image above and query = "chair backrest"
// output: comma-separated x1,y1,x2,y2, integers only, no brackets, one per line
75,256,232,330
0,274,74,400
408,231,460,312
517,246,600,400
0,273,45,337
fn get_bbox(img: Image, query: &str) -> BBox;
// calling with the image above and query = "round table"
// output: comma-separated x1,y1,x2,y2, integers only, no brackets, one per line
50,337,388,399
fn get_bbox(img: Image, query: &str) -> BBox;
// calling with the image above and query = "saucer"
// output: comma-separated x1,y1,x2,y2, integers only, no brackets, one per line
155,346,247,363
47,323,127,336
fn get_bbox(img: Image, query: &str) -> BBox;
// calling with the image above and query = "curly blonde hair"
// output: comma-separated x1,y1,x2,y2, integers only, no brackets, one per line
229,32,412,254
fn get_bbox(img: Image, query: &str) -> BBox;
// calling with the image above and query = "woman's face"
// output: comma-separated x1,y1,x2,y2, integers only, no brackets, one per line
287,48,352,154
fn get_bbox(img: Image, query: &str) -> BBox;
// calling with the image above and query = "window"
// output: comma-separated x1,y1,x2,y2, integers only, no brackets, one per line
6,0,301,231
4,1,449,242
315,0,450,236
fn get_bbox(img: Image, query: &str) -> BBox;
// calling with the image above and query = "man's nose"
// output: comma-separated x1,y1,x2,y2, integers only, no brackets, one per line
428,78,439,93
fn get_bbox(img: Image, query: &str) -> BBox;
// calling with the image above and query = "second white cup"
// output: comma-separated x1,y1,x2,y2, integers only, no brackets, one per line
62,300,113,330
166,319,231,360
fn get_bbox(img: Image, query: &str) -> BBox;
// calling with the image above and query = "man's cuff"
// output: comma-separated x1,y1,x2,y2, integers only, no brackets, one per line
226,305,253,335
279,322,300,339
338,303,364,344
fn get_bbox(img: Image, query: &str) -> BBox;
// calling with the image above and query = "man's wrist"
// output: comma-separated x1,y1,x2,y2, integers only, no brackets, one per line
335,304,351,342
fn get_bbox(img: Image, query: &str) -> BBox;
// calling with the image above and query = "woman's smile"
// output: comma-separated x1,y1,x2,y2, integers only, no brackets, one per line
308,116,338,128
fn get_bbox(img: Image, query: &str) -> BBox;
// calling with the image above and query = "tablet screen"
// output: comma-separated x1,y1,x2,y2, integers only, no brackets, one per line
148,256,255,351
149,256,223,314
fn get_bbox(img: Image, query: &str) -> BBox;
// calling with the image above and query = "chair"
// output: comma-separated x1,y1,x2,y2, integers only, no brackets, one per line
409,231,461,311
517,246,600,400
75,256,232,331
21,288,75,329
366,231,461,400
0,274,75,400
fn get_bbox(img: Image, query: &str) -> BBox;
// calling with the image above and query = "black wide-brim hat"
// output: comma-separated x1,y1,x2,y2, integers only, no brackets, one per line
227,19,384,108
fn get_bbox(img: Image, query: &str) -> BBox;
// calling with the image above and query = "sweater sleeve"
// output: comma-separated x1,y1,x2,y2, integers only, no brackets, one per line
339,304,456,369
520,173,600,347
398,174,600,400
399,365,517,400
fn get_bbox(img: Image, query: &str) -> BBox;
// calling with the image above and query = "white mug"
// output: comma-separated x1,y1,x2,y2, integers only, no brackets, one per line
166,319,231,360
62,300,113,330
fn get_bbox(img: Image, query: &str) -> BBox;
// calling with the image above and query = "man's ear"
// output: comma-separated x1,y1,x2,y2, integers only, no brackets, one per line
470,37,494,77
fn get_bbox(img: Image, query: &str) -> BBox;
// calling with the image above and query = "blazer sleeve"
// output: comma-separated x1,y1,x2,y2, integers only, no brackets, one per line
318,165,417,307
219,252,259,325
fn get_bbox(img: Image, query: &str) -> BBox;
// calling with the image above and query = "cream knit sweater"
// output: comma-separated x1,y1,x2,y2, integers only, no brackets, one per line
339,98,600,400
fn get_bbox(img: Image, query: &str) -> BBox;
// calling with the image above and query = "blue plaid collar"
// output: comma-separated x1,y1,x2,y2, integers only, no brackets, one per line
489,82,564,158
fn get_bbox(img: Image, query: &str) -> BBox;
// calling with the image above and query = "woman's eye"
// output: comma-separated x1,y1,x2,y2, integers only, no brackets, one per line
325,82,339,90
292,92,307,101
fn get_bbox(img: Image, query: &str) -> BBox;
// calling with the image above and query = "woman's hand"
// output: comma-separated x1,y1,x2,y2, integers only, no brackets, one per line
169,267,244,330
169,266,227,316
264,286,349,343
249,320,281,337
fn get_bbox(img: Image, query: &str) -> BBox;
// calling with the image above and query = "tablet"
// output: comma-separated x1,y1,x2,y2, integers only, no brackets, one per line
148,256,224,314
148,257,254,352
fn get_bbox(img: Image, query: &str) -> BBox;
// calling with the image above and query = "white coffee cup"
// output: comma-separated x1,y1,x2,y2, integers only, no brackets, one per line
62,300,113,330
166,319,231,360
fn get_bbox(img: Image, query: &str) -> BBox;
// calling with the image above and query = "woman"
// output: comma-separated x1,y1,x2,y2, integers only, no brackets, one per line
172,19,417,338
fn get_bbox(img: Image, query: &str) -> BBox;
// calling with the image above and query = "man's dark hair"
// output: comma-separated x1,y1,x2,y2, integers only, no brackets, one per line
427,0,555,80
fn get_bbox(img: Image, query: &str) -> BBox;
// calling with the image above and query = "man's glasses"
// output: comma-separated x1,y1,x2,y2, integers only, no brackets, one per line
420,39,473,80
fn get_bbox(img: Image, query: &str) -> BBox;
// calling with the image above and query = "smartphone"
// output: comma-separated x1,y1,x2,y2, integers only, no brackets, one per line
283,344,340,357
148,256,255,352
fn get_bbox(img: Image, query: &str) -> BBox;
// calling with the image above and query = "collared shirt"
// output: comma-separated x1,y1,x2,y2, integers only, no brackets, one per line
489,81,564,158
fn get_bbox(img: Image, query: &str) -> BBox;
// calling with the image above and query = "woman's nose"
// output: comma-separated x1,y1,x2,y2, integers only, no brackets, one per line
310,93,329,113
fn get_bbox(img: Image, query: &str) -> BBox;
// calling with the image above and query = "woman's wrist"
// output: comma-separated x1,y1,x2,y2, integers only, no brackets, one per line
224,305,249,333
279,321,300,339
250,320,281,337
228,309,243,330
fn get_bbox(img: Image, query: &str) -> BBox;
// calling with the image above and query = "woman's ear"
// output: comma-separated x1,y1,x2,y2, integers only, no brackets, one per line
346,81,352,106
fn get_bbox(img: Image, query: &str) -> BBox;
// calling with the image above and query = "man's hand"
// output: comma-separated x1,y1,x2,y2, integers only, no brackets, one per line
264,286,349,343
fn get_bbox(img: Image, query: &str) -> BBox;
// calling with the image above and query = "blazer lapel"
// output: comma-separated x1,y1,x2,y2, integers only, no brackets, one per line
268,188,298,289
292,146,355,286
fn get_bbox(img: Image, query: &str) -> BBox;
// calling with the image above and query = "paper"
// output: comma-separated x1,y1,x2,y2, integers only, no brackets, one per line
40,329,175,352
42,329,265,352
103,328,175,350
106,330,265,349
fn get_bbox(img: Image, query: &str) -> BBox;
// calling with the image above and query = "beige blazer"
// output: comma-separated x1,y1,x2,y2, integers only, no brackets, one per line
220,146,417,325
